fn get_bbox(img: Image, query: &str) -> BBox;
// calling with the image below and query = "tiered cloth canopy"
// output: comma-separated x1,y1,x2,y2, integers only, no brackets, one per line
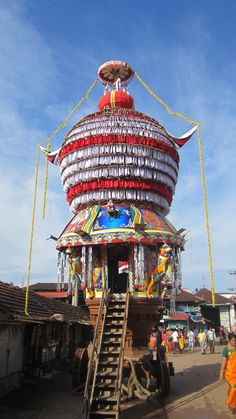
57,91,180,216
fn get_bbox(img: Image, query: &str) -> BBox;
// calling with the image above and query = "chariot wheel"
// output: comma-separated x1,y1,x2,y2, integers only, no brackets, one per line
150,348,170,396
72,347,89,388
155,348,170,396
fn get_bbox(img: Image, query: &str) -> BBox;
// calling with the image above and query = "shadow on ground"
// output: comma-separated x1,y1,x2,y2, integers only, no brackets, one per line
121,362,224,419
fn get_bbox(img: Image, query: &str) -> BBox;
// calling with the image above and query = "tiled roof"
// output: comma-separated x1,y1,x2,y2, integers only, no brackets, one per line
36,291,69,299
28,282,69,291
195,288,232,305
175,289,204,303
0,282,90,324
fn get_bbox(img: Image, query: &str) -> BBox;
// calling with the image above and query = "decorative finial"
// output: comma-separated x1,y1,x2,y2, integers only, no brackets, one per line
98,60,134,89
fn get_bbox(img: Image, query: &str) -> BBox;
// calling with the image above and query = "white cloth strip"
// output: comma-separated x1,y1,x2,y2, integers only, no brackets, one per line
65,127,173,147
60,154,178,184
62,166,176,193
61,157,177,184
63,116,175,147
65,114,168,136
68,189,170,215
59,144,179,173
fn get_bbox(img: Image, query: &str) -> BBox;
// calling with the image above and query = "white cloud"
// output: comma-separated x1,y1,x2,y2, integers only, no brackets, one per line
0,1,56,104
0,1,68,286
0,169,69,286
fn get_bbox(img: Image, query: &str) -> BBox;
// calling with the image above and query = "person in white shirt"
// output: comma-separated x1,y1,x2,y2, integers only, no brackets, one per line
207,327,216,354
172,329,179,354
187,329,194,352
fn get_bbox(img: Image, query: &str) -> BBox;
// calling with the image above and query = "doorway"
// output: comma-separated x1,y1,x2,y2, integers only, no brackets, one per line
107,245,129,293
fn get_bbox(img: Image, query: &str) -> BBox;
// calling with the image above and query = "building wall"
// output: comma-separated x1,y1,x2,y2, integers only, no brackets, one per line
0,324,25,396
166,320,188,330
219,306,235,330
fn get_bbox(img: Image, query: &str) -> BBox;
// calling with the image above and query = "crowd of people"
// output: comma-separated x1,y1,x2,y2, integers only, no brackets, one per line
144,326,236,413
146,325,236,414
147,325,218,355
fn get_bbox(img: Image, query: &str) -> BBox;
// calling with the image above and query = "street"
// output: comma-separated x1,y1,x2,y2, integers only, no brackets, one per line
0,345,232,419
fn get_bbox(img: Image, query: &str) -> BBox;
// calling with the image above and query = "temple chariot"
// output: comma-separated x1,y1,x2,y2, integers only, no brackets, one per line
45,60,197,417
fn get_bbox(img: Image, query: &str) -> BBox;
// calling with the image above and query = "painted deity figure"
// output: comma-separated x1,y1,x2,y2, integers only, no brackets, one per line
146,243,172,299
67,248,96,299
67,249,82,295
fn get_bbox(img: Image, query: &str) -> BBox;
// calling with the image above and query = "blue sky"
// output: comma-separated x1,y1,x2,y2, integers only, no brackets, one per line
1,0,236,292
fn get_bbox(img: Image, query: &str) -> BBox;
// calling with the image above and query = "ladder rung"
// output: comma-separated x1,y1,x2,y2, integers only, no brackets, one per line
99,361,119,365
107,306,125,310
89,411,118,417
94,396,117,402
97,371,117,377
100,352,120,357
95,383,116,389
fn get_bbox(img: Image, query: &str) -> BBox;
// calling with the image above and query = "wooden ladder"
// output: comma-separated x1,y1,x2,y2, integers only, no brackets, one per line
84,288,130,419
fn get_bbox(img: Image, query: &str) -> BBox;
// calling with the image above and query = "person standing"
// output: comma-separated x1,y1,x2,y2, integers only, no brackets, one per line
194,328,199,346
219,333,236,413
207,328,216,354
187,328,195,352
167,329,173,352
178,330,185,353
198,329,207,354
172,328,179,354
161,329,168,352
219,327,225,345
148,328,157,353
204,327,208,346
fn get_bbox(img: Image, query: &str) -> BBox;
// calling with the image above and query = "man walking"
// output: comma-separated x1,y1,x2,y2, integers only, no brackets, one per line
172,328,179,354
198,329,207,354
187,328,194,352
207,327,216,354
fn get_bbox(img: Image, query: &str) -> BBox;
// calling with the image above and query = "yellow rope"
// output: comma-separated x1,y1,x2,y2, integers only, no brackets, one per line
134,71,215,306
39,79,98,147
188,230,193,266
198,126,215,305
25,146,40,315
68,263,71,282
42,143,51,219
111,90,116,109
24,79,97,315
134,71,199,126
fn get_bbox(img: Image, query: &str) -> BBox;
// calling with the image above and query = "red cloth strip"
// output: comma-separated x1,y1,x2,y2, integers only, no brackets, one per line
66,179,173,205
59,134,179,163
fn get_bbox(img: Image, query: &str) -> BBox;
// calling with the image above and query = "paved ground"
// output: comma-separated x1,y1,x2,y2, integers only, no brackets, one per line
0,345,233,419
122,345,231,419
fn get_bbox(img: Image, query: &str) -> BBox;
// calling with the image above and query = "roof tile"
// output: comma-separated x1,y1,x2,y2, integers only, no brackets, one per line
195,288,232,305
0,282,89,323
